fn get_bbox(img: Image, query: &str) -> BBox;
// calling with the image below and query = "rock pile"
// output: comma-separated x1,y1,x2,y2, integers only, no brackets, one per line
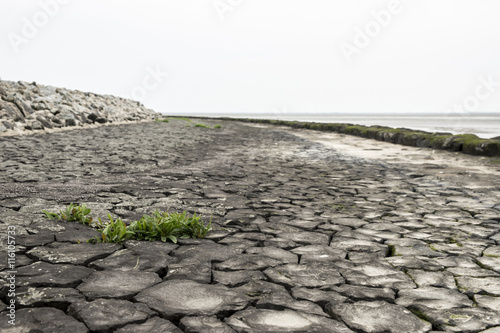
0,79,157,134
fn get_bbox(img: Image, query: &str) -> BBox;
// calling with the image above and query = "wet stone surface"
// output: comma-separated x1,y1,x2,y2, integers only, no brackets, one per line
0,119,499,332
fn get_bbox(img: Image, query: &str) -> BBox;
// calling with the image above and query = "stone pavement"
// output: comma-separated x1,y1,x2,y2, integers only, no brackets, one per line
0,118,499,332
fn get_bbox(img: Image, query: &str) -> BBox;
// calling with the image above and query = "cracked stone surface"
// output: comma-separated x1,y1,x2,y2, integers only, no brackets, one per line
1,119,500,332
134,280,249,320
225,308,354,333
68,298,156,332
326,300,432,333
179,315,236,333
77,270,162,300
27,242,122,265
395,286,473,309
410,305,500,332
0,307,89,332
115,317,183,333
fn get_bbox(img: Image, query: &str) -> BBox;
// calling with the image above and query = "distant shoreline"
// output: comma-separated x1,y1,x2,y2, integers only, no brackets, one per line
165,115,500,158
164,113,500,139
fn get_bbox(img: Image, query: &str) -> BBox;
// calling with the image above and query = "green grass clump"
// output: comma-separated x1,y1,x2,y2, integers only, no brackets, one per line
43,204,211,244
156,118,169,123
194,123,210,128
169,117,192,123
43,203,92,225
214,124,222,129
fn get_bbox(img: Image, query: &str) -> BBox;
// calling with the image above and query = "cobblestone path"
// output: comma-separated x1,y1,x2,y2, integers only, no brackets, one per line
1,119,499,332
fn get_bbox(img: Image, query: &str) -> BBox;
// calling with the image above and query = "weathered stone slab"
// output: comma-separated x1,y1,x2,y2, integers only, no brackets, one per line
15,232,54,247
291,287,347,306
331,217,367,228
330,237,388,255
410,305,500,332
456,276,500,296
490,233,500,243
258,222,303,235
217,236,260,249
335,229,383,242
213,270,266,287
134,280,249,321
330,284,395,302
69,299,155,332
231,232,270,241
356,228,402,240
279,219,322,231
0,207,36,226
77,270,161,300
385,256,444,271
233,280,290,301
115,317,183,333
0,261,94,288
474,294,500,311
215,254,282,271
54,222,102,243
180,315,236,333
339,262,416,290
264,264,344,288
390,242,446,257
0,307,89,333
245,246,298,264
477,256,500,272
407,269,457,289
256,293,327,317
481,327,500,333
16,286,85,309
225,308,354,333
448,267,500,277
278,231,330,245
166,259,212,283
327,300,432,333
89,248,175,275
27,219,67,233
396,286,473,309
435,256,479,268
483,246,500,257
291,245,346,263
262,237,299,249
348,249,386,261
170,242,239,263
27,242,121,265
0,254,33,270
432,243,484,257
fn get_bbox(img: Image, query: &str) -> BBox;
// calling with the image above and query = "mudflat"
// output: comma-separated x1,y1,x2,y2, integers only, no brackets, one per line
1,118,499,332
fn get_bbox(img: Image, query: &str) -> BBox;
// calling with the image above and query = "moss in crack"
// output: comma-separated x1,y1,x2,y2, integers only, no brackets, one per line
447,237,463,247
386,244,396,257
408,307,433,326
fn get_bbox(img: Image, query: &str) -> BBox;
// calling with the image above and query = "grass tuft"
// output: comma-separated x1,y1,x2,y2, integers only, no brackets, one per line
43,203,92,225
169,117,192,123
43,204,211,244
194,123,210,128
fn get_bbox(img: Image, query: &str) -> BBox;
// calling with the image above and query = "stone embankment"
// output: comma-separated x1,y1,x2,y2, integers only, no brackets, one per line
0,80,157,135
215,117,500,157
0,118,499,332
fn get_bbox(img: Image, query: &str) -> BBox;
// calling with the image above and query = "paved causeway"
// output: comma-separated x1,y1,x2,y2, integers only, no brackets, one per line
1,119,500,332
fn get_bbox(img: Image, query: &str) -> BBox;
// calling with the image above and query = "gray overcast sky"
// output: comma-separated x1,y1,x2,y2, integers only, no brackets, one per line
1,0,500,116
